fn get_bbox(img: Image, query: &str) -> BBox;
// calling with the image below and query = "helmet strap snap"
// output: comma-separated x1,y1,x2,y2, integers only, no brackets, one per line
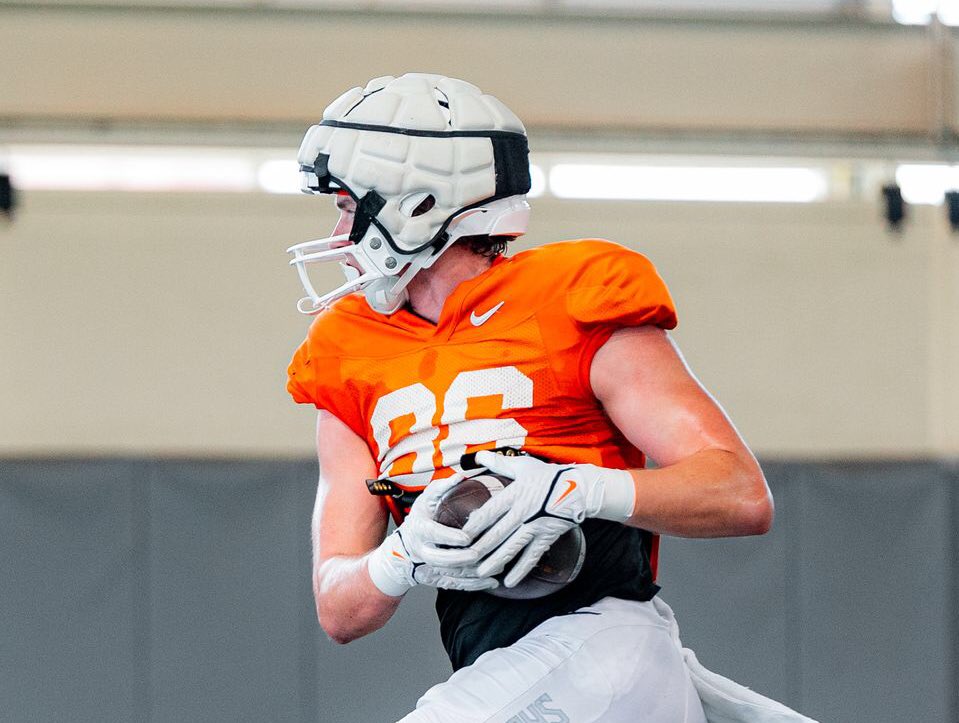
349,190,387,244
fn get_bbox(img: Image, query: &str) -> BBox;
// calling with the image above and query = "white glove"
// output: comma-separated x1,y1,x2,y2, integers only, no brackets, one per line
367,474,499,597
462,452,636,588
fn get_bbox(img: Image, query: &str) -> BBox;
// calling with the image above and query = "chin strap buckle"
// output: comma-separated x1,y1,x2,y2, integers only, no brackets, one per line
349,190,387,244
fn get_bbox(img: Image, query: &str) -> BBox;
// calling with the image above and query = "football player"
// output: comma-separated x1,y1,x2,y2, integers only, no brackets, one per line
287,73,815,722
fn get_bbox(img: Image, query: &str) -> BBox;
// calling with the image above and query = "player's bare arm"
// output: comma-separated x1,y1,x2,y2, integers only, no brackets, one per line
311,410,399,644
313,408,500,644
462,327,772,582
590,325,773,538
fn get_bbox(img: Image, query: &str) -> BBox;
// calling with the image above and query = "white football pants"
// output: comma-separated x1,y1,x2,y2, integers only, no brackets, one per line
398,596,705,723
398,596,817,723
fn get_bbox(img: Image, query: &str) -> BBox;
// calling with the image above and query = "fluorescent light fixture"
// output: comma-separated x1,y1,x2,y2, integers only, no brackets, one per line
938,0,959,24
895,163,959,205
6,144,900,207
7,146,549,202
549,164,829,203
528,164,546,198
891,0,938,24
257,159,301,194
9,146,257,192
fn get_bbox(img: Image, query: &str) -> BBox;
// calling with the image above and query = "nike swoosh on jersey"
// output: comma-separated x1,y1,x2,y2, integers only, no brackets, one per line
470,301,505,326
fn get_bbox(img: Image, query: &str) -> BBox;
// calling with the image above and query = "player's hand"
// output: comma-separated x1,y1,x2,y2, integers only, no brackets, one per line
462,452,635,588
366,475,497,596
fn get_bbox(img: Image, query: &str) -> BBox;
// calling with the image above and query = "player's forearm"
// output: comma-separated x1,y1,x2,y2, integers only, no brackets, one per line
625,447,773,538
313,554,402,644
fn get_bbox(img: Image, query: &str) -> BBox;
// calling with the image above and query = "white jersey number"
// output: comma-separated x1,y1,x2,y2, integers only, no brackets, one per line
370,366,533,485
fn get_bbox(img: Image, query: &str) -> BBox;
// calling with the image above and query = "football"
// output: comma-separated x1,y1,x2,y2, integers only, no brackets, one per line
434,472,586,600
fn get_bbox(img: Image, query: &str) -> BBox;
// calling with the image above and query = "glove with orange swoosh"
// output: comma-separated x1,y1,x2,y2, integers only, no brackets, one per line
462,451,636,589
367,474,499,597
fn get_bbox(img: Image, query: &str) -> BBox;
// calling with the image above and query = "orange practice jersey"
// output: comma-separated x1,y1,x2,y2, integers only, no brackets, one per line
288,238,677,501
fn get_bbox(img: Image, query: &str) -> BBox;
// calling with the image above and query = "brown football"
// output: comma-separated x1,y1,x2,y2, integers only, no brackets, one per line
434,472,586,600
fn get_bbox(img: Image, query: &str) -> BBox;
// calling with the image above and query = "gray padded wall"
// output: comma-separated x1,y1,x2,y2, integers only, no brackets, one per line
146,461,313,722
657,461,799,706
0,460,140,722
1,459,955,723
659,462,956,723
794,463,951,723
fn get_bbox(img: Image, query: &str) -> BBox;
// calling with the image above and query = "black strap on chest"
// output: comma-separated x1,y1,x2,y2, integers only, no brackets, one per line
366,447,535,521
366,477,421,520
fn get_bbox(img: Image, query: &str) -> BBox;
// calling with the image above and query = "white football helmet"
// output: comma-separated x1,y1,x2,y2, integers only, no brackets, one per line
287,73,532,315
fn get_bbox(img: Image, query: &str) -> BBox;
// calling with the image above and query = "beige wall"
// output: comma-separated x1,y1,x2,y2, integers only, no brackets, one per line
1,190,954,458
0,6,943,137
1,7,955,458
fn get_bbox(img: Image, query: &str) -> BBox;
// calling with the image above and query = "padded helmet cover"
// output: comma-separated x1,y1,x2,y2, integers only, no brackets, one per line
297,73,531,254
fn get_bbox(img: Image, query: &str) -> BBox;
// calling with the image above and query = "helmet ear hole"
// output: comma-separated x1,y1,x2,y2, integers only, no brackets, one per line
399,192,436,217
412,194,436,216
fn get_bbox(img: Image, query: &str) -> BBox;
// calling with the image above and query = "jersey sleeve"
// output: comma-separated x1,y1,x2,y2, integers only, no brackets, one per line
564,240,678,393
286,339,318,406
286,311,375,443
286,320,362,431
565,240,677,330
